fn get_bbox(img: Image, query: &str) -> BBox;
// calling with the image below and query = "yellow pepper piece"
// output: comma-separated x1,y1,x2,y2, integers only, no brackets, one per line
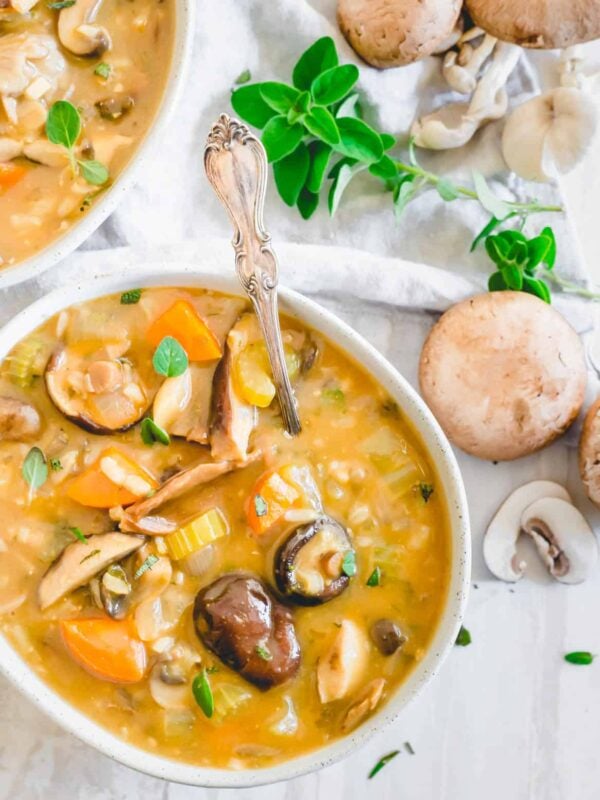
165,508,229,560
233,342,300,408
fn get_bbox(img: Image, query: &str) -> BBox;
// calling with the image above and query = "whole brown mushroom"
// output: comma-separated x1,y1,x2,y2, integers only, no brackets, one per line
419,292,586,461
465,0,600,49
337,0,463,69
579,397,600,507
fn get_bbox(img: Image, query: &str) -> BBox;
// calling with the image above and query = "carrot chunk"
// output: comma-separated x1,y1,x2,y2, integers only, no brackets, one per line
0,163,27,191
66,447,158,508
246,464,321,537
147,300,222,362
60,618,147,683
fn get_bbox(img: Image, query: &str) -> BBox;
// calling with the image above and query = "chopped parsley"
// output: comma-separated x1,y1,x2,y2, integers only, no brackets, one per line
255,644,272,661
79,548,101,564
49,457,63,472
69,526,88,544
419,483,434,503
120,288,142,305
455,626,471,647
368,750,400,779
564,651,594,665
254,494,268,517
94,62,111,80
366,566,381,587
341,550,357,577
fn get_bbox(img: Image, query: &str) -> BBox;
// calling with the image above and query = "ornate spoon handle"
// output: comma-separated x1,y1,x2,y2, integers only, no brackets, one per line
204,113,301,436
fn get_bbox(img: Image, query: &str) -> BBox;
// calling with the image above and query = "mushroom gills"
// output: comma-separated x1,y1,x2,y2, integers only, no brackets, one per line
274,516,353,605
58,0,111,56
520,497,597,584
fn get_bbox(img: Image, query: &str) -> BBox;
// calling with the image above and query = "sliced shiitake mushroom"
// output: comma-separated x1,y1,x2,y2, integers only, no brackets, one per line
274,516,353,605
95,96,134,121
45,346,150,434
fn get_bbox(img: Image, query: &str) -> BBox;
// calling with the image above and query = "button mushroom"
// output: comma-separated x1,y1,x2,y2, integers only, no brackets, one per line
45,346,150,434
579,397,600,508
337,0,463,68
193,573,301,689
520,497,597,584
58,0,111,57
317,619,369,703
419,292,586,461
370,619,406,655
38,532,144,610
274,516,354,605
0,396,40,440
484,481,572,582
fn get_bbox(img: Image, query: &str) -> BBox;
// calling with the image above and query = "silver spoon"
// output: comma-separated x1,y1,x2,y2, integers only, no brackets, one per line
204,113,301,436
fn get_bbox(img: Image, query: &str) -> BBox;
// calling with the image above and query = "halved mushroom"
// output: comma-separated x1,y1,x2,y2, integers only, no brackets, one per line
58,0,111,57
274,516,353,605
520,497,597,584
579,397,600,508
194,573,301,689
484,481,572,582
152,365,215,445
149,641,202,709
0,396,40,440
210,318,257,462
317,620,369,703
45,346,150,434
38,532,144,610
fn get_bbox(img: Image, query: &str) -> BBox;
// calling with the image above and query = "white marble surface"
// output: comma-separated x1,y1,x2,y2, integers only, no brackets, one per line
2,2,600,799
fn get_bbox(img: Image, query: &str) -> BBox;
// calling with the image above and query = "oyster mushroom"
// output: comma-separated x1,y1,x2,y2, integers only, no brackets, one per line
45,346,150,434
38,532,144,610
579,397,600,508
0,396,40,440
337,0,463,68
419,292,586,461
193,573,301,689
520,497,597,584
341,678,386,733
412,41,521,149
317,619,368,703
484,481,572,582
442,28,497,94
274,516,353,605
58,0,111,57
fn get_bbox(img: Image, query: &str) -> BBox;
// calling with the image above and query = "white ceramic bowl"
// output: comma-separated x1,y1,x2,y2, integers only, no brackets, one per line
0,2,194,290
0,268,471,787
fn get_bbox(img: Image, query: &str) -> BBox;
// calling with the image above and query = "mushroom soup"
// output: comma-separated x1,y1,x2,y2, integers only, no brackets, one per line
0,0,174,267
0,287,450,769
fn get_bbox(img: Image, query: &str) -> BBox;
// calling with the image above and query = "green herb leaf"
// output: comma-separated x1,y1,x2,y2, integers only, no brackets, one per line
488,271,508,292
499,262,523,291
141,417,171,446
287,90,311,125
369,154,397,181
437,178,459,202
335,92,361,119
393,176,416,220
328,163,365,216
231,84,277,128
47,0,75,8
366,566,381,587
297,188,319,220
235,69,251,85
341,550,357,577
69,526,88,544
321,386,346,407
254,494,268,517
261,115,304,163
259,82,301,114
564,651,594,665
328,155,358,181
94,62,111,79
472,171,511,220
336,117,383,164
22,447,48,491
485,234,510,265
46,100,81,150
471,215,515,252
152,336,189,377
273,142,310,207
419,483,434,502
255,644,272,661
80,548,101,564
380,133,396,151
541,226,556,269
404,741,415,755
78,159,109,186
292,36,338,91
120,288,142,304
303,106,340,146
368,750,400,779
49,457,63,471
311,64,359,106
306,141,332,194
455,626,471,646
134,553,159,579
192,669,214,718
522,275,551,304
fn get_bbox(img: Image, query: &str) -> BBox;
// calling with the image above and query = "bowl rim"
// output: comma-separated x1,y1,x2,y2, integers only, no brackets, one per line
0,267,471,787
0,0,195,290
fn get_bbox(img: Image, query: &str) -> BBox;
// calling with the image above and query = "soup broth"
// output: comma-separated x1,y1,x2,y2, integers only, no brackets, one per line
0,0,174,267
0,287,450,769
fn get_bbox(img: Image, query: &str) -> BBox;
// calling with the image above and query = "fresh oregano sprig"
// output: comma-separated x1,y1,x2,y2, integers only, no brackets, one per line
46,100,109,187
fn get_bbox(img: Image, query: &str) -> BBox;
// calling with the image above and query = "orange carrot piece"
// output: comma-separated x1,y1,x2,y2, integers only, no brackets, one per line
0,163,27,191
60,618,147,683
246,467,304,536
146,300,222,362
66,447,158,508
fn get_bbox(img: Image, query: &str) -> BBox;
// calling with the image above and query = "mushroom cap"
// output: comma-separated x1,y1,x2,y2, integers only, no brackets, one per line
337,0,463,69
419,292,586,461
579,396,600,507
465,0,600,49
